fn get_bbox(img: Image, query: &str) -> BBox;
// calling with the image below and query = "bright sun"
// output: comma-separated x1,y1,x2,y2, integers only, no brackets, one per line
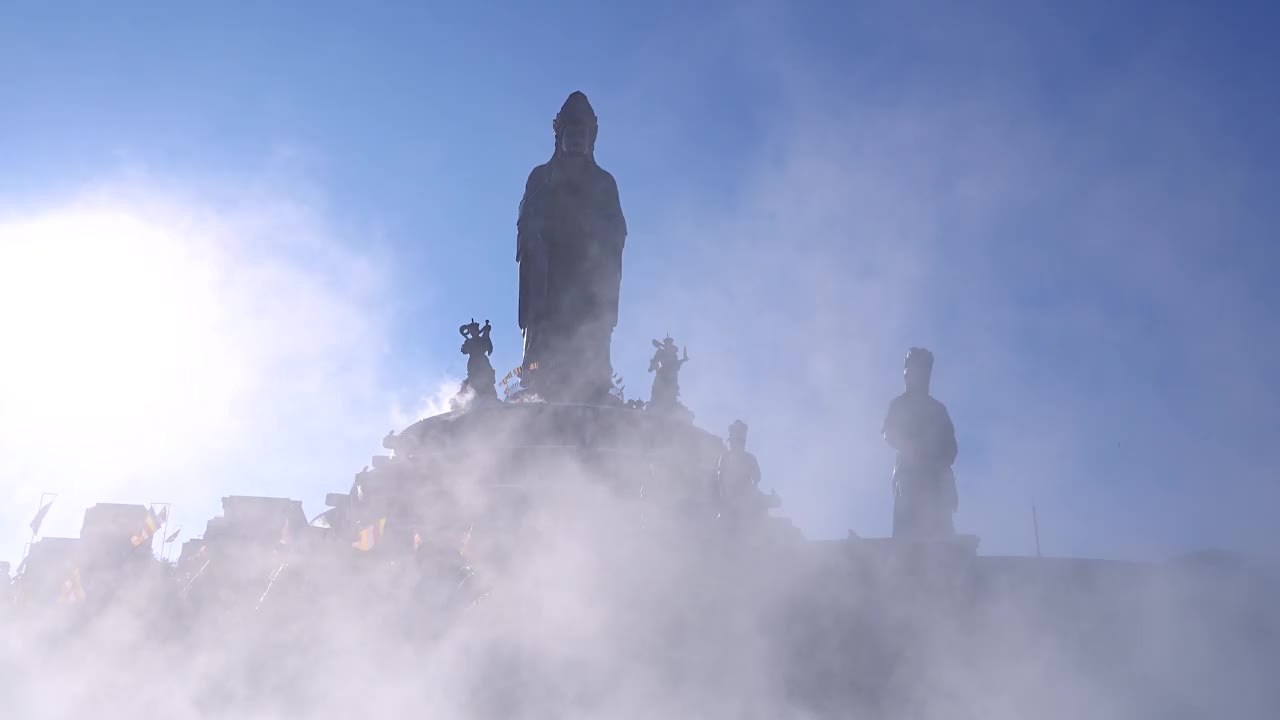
0,207,242,473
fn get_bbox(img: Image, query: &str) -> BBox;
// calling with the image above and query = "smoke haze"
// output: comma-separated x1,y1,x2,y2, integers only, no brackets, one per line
3,1,1279,717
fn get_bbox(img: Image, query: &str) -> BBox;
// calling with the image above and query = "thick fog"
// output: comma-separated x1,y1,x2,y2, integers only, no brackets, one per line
3,433,1278,718
3,2,1280,718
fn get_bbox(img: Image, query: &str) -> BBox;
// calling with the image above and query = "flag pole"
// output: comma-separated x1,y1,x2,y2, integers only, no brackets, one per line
35,492,57,510
150,502,171,559
17,541,31,575
1032,503,1042,559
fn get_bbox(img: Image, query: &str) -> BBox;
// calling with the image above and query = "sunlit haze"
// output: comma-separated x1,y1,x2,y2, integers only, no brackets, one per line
0,208,238,464
1,2,1278,717
3,0,1278,566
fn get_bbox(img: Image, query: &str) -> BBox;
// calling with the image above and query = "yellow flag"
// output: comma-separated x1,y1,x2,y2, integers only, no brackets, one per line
353,518,387,551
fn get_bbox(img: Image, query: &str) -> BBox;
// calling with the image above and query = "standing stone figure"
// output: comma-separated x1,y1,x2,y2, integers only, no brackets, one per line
714,420,762,513
516,91,628,402
882,347,958,539
457,319,497,405
647,336,688,411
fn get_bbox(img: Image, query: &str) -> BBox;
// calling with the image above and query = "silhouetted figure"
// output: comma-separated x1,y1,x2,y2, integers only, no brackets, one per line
647,336,688,411
882,347,958,539
516,91,628,402
457,319,497,405
714,420,766,528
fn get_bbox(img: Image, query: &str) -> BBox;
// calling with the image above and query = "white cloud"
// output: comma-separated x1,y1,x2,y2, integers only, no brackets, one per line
389,378,465,434
0,177,394,564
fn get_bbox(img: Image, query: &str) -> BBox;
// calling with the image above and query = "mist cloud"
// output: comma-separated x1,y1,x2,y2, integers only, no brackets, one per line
0,175,394,563
616,4,1280,560
3,4,1279,718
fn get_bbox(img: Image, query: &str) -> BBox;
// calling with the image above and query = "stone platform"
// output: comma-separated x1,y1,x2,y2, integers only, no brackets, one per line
382,401,727,503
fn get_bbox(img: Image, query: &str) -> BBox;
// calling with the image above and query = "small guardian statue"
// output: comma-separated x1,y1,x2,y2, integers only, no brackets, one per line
882,347,959,539
455,319,498,406
647,336,688,412
713,420,772,528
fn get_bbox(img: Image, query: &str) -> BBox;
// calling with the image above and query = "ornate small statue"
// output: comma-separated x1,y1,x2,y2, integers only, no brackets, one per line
713,420,769,526
456,319,497,405
515,91,628,402
647,336,688,411
882,347,958,539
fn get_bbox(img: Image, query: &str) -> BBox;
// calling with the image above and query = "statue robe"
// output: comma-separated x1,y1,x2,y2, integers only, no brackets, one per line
516,154,626,399
713,448,763,526
882,391,958,539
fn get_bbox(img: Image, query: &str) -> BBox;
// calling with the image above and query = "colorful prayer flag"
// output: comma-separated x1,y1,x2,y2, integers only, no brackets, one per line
353,518,387,551
59,568,86,605
131,509,160,547
29,498,55,536
164,527,182,543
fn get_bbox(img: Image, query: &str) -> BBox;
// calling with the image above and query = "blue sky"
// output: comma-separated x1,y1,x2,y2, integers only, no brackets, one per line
2,1,1278,565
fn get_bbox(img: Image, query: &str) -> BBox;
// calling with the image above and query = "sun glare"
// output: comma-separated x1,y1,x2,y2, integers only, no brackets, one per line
0,207,242,473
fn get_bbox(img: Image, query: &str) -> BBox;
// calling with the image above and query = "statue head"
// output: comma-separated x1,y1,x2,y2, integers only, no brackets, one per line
554,91,598,158
729,420,749,451
904,346,934,394
459,318,482,339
